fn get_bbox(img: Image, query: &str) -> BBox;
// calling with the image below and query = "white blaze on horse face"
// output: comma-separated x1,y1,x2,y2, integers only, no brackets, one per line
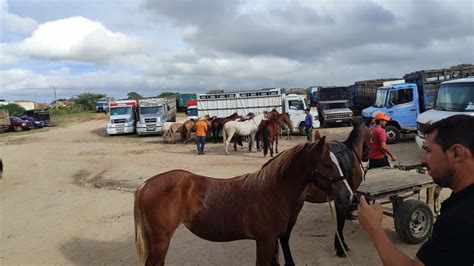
329,151,354,201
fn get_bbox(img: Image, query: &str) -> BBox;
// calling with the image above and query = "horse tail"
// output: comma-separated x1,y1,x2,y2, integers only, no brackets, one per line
262,123,269,157
287,115,294,135
134,184,149,265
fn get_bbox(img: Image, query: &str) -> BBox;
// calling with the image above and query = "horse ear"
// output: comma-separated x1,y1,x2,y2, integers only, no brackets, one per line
314,130,321,141
311,136,326,154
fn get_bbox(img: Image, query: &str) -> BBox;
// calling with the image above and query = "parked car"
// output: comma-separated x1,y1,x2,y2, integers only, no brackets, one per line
9,116,33,132
21,116,45,128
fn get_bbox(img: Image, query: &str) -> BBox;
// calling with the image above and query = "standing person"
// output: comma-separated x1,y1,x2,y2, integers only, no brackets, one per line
194,117,208,155
358,115,474,266
304,108,313,142
368,112,397,169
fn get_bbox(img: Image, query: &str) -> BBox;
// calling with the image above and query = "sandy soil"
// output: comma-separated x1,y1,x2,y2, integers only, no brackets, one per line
0,114,448,265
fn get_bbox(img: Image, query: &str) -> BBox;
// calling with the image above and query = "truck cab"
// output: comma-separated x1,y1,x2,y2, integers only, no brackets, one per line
283,94,320,133
415,77,474,149
362,83,419,144
107,100,137,135
136,98,177,136
95,100,109,113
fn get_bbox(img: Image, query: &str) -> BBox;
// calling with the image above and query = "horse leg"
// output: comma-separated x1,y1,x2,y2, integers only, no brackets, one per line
275,134,279,154
249,135,254,152
256,238,279,266
146,236,172,266
334,204,350,257
269,137,274,157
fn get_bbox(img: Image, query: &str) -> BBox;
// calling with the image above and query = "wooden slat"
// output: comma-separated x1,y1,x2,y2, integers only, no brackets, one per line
357,168,434,196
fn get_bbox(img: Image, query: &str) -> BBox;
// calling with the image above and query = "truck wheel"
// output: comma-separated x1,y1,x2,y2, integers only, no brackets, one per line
385,125,400,144
14,126,23,132
299,123,306,136
394,199,433,244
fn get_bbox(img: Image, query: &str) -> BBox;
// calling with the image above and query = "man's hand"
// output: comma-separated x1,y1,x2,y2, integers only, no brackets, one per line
358,195,384,235
391,155,398,161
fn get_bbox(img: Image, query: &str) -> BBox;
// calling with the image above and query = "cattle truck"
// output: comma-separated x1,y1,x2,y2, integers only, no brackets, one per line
106,100,138,135
187,88,320,134
136,97,177,136
362,64,474,144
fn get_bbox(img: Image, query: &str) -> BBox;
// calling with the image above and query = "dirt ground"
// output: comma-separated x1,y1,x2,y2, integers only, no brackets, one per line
0,114,449,265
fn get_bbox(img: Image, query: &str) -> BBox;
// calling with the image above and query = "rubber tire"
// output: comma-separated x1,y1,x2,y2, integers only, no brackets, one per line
14,126,23,132
299,123,306,136
385,125,400,144
394,199,433,244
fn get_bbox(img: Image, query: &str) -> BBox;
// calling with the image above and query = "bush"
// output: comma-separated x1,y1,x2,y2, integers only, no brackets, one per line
73,93,106,111
0,103,26,116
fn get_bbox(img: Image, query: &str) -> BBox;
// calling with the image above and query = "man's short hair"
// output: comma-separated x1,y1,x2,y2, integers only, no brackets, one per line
425,115,474,154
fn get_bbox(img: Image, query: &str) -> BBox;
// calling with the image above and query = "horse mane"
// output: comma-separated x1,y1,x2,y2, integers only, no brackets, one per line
242,142,310,191
343,121,362,147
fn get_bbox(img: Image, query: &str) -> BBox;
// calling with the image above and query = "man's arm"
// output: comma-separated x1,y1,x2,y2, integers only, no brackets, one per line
358,196,423,266
381,141,397,161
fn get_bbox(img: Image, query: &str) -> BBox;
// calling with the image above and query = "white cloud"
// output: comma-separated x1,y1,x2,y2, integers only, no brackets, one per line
1,0,38,34
4,16,148,64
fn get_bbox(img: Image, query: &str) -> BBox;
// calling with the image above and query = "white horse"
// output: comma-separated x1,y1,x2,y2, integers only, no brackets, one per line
223,113,265,155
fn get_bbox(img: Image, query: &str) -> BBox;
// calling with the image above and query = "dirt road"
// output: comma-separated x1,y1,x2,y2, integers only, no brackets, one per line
1,116,440,265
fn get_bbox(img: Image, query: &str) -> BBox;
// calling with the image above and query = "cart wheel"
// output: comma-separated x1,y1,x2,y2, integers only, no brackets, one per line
394,199,433,244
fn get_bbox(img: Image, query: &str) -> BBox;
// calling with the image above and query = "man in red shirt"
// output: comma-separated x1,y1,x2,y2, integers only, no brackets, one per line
369,112,397,169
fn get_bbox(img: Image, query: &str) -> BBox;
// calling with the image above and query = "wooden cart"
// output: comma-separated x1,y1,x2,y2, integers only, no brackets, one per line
357,168,439,244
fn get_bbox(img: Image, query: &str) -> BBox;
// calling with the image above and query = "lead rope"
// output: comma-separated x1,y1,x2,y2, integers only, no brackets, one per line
327,198,354,266
351,145,368,180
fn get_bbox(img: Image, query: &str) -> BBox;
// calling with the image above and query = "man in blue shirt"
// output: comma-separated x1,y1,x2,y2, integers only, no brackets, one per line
304,108,313,142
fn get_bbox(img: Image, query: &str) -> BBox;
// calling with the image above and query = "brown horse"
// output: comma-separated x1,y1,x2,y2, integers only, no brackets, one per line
258,118,281,157
180,119,195,143
162,122,183,144
210,113,241,143
279,122,372,264
267,109,293,139
134,137,354,265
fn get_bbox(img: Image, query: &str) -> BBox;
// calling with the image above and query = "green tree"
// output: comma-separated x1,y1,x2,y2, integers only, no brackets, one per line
158,92,180,98
73,93,106,111
127,92,143,101
0,103,26,116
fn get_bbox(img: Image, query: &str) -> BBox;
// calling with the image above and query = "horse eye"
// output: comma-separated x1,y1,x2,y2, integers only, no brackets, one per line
324,164,332,169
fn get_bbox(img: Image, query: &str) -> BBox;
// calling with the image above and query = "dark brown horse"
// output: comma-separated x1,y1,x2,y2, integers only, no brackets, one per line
134,137,354,265
267,109,293,140
279,122,372,264
210,113,241,143
258,118,281,157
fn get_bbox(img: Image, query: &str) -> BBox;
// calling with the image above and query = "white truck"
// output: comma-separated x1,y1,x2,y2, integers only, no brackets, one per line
187,88,320,133
415,77,474,149
136,97,177,136
106,99,138,135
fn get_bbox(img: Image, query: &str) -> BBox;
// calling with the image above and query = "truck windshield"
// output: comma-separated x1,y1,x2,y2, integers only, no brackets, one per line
110,107,132,115
187,108,198,117
374,89,388,107
96,102,107,107
140,106,163,115
434,82,474,112
322,102,348,109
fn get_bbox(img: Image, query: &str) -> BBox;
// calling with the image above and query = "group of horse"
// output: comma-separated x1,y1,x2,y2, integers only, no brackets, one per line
161,109,294,157
134,121,373,265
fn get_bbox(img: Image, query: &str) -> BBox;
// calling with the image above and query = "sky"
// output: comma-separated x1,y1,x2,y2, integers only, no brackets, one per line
1,0,473,103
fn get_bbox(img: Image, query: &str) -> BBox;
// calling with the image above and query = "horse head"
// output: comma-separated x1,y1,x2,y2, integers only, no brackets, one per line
309,137,353,206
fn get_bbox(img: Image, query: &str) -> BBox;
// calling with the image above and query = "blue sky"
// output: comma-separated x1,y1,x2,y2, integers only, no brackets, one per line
1,0,473,103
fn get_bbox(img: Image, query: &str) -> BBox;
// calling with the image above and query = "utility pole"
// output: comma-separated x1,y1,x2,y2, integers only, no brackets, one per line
53,86,58,108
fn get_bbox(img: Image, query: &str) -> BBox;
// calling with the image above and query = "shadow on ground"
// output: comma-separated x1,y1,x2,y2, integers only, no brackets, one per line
59,236,138,265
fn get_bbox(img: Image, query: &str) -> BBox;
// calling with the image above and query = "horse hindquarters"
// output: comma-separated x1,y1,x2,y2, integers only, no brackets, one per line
134,181,183,265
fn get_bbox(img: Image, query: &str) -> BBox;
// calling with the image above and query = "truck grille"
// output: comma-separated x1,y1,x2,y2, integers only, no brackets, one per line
145,118,157,123
326,113,351,120
113,119,126,124
417,122,429,136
